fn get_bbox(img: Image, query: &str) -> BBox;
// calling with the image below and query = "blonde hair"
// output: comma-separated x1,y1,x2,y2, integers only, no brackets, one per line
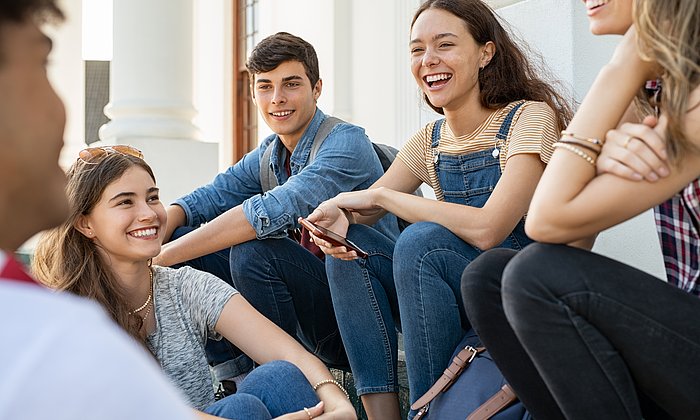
635,0,700,162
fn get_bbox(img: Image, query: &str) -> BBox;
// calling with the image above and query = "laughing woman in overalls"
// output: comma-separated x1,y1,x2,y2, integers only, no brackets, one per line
305,0,572,418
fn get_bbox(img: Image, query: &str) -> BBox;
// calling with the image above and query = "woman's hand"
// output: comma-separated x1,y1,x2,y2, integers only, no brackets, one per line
608,26,661,81
273,400,357,420
306,190,384,261
274,402,324,420
598,115,670,181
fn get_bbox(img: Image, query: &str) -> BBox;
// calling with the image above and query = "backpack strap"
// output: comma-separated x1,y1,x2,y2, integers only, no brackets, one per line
308,116,345,162
259,116,344,193
259,141,278,193
411,345,486,412
467,384,518,420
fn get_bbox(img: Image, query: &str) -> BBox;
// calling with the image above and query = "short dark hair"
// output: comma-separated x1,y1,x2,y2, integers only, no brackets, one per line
246,32,320,87
0,0,63,63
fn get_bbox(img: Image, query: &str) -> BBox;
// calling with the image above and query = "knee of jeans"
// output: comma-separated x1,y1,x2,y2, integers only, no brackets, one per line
259,360,302,380
394,221,446,261
461,248,514,307
205,393,269,418
229,240,270,278
501,243,566,313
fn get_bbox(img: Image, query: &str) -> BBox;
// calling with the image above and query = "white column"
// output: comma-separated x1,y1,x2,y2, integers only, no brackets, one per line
100,0,217,206
100,0,200,142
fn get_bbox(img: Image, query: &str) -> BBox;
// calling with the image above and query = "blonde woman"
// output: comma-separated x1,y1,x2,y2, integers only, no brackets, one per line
462,0,700,418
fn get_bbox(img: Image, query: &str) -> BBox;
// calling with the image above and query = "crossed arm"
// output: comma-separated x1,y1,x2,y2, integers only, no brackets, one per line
526,28,700,244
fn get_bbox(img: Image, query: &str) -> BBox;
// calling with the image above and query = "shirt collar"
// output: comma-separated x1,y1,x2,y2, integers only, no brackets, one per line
0,251,39,285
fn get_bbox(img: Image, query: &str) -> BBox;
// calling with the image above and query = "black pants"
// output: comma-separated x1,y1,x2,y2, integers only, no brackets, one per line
461,243,700,420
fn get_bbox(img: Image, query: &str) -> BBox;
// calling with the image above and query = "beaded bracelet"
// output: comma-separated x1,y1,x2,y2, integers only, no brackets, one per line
313,379,350,400
553,142,596,166
560,131,603,146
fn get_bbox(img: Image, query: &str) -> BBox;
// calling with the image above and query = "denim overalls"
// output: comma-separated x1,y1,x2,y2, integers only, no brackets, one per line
326,102,536,416
431,101,532,251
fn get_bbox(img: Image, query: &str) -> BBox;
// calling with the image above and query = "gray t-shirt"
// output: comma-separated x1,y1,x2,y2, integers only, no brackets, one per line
146,265,237,410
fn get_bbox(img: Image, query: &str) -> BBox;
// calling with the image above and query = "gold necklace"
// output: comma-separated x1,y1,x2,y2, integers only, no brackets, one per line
129,269,153,318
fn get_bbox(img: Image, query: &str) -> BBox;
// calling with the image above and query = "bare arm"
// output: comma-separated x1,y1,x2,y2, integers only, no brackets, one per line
156,205,256,267
214,295,356,420
306,158,422,238
311,153,544,254
526,28,700,243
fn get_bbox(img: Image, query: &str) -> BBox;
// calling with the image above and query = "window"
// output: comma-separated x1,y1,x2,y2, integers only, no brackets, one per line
231,0,259,162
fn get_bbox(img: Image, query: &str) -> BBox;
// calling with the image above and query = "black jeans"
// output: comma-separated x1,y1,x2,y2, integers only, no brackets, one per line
461,243,700,420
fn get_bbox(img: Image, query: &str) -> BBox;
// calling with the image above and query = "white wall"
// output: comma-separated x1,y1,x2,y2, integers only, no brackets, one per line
495,0,665,279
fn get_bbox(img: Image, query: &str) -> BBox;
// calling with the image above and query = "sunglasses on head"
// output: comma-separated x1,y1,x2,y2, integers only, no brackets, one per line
77,145,144,164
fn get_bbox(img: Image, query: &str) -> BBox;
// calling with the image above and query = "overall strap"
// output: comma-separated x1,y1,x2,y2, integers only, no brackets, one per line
431,118,445,166
431,118,445,148
495,101,525,141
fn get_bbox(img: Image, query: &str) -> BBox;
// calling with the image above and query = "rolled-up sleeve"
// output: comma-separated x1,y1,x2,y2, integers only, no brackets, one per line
243,124,380,239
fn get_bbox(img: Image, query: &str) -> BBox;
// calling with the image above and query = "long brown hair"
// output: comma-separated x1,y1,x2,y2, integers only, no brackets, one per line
635,0,700,163
411,0,573,131
33,153,156,346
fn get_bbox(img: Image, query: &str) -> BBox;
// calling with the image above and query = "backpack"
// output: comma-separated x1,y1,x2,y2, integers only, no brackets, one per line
412,330,530,420
259,116,421,230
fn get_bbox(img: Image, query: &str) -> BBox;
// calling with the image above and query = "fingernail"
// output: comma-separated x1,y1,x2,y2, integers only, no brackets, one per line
315,401,323,408
633,173,643,181
658,166,669,177
648,173,658,182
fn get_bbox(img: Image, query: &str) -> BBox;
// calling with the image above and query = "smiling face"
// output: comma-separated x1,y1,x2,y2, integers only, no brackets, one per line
251,60,322,151
0,20,68,249
410,8,494,113
77,166,166,265
582,0,634,35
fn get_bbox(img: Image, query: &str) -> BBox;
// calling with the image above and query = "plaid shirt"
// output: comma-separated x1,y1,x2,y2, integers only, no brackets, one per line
654,177,700,296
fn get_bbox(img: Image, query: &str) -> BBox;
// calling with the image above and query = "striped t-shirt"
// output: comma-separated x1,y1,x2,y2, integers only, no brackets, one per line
397,101,559,201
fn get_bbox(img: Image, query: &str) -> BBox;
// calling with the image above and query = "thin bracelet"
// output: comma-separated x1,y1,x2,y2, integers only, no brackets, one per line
553,142,596,166
560,131,603,146
558,137,602,154
313,379,350,400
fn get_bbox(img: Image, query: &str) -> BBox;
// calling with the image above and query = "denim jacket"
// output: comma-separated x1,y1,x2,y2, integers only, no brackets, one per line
175,109,400,241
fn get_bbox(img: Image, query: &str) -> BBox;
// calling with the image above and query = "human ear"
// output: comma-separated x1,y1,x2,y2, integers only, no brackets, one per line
74,215,95,239
313,79,323,101
480,41,496,68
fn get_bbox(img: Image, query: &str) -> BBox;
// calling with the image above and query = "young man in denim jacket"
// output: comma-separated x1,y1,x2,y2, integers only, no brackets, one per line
156,32,399,385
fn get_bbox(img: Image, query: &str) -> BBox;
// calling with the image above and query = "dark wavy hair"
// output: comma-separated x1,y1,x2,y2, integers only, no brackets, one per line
412,0,573,131
246,31,320,88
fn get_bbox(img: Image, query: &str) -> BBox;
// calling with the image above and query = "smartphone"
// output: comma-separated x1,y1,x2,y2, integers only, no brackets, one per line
298,217,369,258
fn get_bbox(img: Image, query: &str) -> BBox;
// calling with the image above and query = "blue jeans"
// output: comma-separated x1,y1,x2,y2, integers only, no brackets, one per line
172,227,348,380
230,237,348,369
327,222,485,416
205,360,319,419
462,244,700,419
